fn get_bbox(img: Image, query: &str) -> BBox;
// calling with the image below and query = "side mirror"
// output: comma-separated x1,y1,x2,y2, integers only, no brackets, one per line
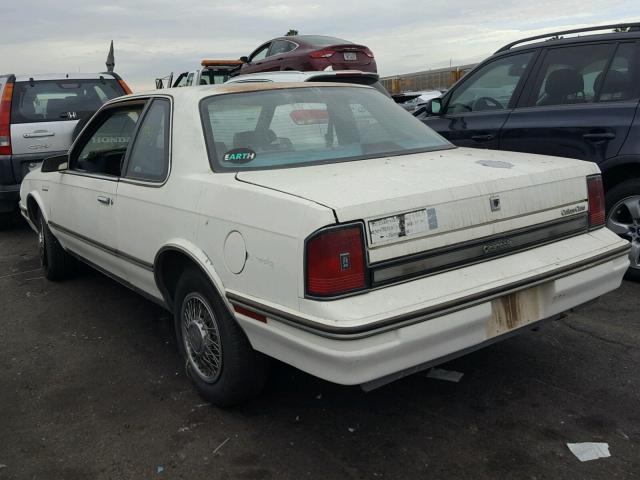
41,154,69,173
240,56,249,63
426,98,443,115
155,78,164,89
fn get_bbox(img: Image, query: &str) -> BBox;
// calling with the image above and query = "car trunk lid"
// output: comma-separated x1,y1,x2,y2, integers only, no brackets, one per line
236,147,597,262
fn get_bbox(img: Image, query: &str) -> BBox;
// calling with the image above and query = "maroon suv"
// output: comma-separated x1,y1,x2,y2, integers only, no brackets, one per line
239,35,377,74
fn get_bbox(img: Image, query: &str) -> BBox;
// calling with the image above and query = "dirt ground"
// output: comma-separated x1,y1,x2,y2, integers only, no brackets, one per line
1,220,639,479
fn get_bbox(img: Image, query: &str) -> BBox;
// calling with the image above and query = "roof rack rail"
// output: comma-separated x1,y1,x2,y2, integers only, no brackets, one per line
496,22,640,53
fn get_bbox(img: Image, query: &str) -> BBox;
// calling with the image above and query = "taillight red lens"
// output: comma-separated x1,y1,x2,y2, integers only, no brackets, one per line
363,47,374,58
309,49,336,59
306,224,367,297
587,174,605,228
0,80,13,155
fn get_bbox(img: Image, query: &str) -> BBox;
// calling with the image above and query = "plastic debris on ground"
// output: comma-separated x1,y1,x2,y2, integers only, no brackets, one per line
426,367,464,383
567,442,611,462
156,465,165,474
213,437,230,455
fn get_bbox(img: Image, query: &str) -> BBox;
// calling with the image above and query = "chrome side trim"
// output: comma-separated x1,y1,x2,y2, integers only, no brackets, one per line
372,215,589,285
48,221,153,271
227,244,630,340
67,250,168,309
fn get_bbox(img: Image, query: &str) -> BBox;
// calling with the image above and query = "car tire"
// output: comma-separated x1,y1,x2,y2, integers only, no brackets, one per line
174,267,269,407
0,212,12,230
38,212,74,281
605,179,640,281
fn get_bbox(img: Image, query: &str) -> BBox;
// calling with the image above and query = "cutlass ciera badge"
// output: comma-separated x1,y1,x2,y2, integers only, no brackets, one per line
482,237,513,254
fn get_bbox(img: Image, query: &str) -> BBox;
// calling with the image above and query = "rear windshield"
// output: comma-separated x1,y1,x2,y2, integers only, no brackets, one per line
299,35,351,46
200,86,452,171
309,76,390,97
11,79,125,124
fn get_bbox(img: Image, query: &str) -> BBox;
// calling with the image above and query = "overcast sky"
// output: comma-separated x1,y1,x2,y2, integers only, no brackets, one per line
2,1,640,90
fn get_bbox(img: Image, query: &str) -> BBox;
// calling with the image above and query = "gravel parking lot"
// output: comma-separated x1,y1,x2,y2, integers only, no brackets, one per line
1,219,639,479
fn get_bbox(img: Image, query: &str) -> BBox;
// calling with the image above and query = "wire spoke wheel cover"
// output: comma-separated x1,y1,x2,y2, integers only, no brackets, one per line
181,292,223,383
607,195,640,270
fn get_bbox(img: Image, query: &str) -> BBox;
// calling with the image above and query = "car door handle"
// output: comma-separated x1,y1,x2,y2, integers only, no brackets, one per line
471,134,495,142
23,131,55,138
97,195,112,205
583,132,615,141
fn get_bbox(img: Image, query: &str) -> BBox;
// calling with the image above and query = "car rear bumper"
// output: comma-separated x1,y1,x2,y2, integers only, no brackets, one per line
230,230,629,386
0,183,20,213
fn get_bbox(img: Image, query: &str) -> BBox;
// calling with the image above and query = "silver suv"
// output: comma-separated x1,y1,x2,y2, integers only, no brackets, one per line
0,72,130,226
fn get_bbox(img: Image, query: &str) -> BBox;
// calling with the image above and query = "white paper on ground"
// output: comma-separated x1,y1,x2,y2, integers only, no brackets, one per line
426,368,464,383
567,442,611,462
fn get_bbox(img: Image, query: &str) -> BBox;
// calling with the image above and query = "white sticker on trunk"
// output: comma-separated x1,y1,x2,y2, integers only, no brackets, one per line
369,208,437,245
369,215,401,243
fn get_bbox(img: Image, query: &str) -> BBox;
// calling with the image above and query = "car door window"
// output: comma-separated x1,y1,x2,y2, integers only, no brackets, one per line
269,40,296,56
531,44,616,106
597,43,639,102
446,52,534,114
250,44,271,61
186,72,195,86
124,99,170,182
72,106,143,176
174,73,188,88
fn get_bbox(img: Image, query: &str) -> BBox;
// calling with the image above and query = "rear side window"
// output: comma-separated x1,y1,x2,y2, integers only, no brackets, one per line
124,99,170,182
269,40,296,56
10,79,125,124
530,44,616,106
598,43,640,102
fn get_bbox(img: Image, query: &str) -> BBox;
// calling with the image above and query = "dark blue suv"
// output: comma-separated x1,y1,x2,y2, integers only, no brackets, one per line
417,23,640,279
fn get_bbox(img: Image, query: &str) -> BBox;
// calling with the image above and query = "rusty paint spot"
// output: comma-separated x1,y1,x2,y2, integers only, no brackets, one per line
487,287,540,338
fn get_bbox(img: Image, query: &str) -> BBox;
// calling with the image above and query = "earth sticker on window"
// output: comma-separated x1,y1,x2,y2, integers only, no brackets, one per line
223,148,256,164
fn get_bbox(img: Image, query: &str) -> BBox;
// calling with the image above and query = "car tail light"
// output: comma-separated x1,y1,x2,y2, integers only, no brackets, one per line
0,79,13,155
310,49,336,59
363,47,374,58
587,174,605,229
306,224,368,297
118,79,132,95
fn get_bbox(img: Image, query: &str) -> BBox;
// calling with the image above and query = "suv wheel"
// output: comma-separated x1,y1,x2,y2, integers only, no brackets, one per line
0,212,11,230
605,179,640,281
174,268,269,407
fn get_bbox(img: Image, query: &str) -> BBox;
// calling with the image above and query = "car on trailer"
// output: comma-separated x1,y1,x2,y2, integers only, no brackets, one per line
238,35,377,74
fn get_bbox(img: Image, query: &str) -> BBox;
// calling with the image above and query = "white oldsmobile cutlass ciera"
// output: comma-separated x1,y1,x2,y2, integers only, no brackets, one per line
20,82,629,406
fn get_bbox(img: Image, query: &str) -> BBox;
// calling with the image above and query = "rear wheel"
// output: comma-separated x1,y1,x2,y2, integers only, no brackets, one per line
38,212,73,280
605,179,640,281
174,268,269,407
